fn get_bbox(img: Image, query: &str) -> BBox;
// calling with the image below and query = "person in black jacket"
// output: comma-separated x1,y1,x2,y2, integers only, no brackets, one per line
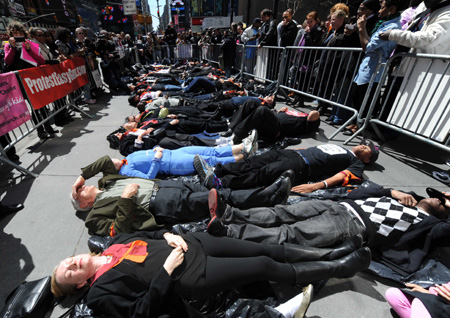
258,8,278,47
206,185,450,276
280,10,298,47
51,230,370,318
221,30,237,78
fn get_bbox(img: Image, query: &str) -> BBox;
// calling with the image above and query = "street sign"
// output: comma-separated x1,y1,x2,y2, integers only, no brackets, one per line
123,0,137,15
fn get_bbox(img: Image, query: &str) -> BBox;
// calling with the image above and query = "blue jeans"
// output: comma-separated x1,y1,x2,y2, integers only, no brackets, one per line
223,201,366,247
167,146,235,175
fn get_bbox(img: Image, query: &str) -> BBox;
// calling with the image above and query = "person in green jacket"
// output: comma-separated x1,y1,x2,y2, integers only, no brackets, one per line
70,155,292,237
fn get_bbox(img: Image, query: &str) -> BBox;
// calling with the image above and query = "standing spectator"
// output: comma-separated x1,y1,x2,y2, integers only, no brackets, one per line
75,27,96,104
164,25,177,60
210,28,223,44
123,34,134,47
222,30,237,78
277,8,297,46
4,22,48,143
348,0,401,125
280,9,298,47
29,27,60,139
242,18,262,72
236,25,244,44
44,30,59,58
258,8,278,47
4,21,45,71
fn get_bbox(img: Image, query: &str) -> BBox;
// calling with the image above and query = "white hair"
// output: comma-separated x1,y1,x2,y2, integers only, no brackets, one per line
69,192,92,212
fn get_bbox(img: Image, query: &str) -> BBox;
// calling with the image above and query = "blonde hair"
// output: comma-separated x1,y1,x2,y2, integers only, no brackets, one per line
51,266,77,298
330,3,350,16
332,9,349,20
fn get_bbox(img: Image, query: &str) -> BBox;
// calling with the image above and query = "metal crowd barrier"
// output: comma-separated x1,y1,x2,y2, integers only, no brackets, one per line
239,44,384,139
0,61,92,177
346,52,450,152
174,44,201,62
203,44,222,65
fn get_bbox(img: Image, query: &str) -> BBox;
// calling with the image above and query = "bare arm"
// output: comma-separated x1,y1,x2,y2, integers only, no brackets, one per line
291,170,349,194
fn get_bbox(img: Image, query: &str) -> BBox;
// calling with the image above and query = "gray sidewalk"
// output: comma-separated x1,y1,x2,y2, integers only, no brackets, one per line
0,93,448,317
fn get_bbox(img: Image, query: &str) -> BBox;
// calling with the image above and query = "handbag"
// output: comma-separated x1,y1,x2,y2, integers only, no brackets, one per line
1,276,54,318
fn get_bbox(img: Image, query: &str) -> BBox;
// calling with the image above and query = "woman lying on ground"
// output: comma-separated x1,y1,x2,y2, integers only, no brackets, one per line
51,230,370,318
101,130,257,180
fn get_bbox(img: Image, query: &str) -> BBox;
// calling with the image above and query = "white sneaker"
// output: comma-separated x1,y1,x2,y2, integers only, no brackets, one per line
242,129,258,157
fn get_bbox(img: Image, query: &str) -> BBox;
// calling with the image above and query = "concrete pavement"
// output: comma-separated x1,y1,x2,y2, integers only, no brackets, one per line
0,92,449,317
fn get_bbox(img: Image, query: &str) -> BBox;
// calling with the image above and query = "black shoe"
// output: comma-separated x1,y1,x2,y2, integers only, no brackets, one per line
47,128,59,134
220,129,233,137
38,132,51,140
7,153,20,162
0,203,24,215
281,169,296,185
292,247,371,285
270,177,291,205
207,215,228,236
284,234,363,262
208,188,227,219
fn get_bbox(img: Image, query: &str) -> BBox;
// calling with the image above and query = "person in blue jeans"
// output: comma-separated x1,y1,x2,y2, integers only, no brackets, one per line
116,133,257,179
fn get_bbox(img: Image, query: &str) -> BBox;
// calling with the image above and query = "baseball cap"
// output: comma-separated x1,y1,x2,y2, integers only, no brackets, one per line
360,138,379,164
253,18,262,24
426,187,447,205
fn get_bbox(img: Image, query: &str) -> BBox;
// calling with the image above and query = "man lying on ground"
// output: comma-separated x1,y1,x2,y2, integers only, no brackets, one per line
206,185,450,275
195,139,379,192
70,154,291,236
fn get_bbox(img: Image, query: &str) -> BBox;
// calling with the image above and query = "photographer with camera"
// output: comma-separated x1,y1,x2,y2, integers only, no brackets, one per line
4,21,45,72
100,52,130,94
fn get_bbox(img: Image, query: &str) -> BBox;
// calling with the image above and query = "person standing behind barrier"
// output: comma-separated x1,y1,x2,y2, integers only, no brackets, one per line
29,27,60,140
165,25,177,61
4,22,49,144
377,0,450,125
241,18,261,73
258,8,278,47
343,0,402,132
289,12,324,107
280,10,298,47
75,27,96,105
314,8,359,116
221,30,236,78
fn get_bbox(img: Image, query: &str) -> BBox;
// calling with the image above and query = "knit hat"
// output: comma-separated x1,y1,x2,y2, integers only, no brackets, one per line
360,138,379,164
362,0,381,12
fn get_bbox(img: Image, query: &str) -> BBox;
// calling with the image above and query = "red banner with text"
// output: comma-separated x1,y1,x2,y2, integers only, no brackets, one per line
17,58,88,110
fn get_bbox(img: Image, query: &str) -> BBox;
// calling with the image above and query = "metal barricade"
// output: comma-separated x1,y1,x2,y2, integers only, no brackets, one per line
173,44,201,62
203,44,222,65
280,46,382,139
235,44,245,73
0,63,92,177
240,45,286,84
346,52,450,152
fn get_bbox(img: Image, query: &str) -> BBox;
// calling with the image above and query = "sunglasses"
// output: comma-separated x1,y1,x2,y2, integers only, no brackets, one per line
35,34,45,37
77,32,85,35
282,16,289,19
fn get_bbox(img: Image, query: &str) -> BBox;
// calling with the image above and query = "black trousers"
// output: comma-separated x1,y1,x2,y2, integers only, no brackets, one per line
193,233,293,295
176,118,228,134
152,180,281,223
215,150,308,189
229,100,281,142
